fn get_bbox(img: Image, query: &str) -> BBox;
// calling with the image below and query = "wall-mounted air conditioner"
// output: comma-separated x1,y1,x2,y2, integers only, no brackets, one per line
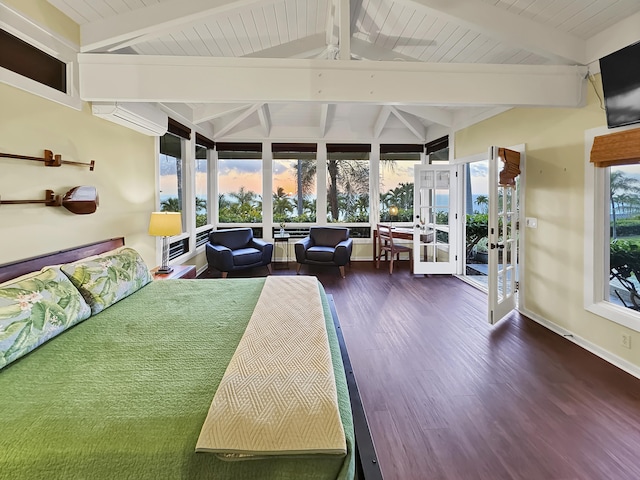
91,102,168,136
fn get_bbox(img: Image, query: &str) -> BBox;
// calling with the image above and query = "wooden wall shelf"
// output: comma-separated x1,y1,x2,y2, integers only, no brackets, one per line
0,149,95,171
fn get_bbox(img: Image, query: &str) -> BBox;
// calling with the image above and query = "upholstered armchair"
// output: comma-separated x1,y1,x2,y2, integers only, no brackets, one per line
206,228,273,278
294,227,353,278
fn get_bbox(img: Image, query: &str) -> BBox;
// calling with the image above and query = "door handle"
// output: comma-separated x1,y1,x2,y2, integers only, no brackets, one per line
490,243,505,250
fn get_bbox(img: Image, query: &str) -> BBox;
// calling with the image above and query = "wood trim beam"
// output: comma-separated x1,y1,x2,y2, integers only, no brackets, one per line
373,106,392,138
78,54,588,107
350,38,417,62
586,11,640,67
243,33,327,59
390,107,425,140
193,104,252,124
79,0,274,53
403,0,586,64
215,103,262,138
257,104,271,137
319,103,332,138
338,0,351,61
395,105,453,127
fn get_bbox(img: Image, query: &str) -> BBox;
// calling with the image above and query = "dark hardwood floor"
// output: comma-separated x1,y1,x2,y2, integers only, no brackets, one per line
200,261,640,480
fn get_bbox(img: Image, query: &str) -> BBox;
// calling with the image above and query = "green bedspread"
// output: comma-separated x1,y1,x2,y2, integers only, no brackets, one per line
0,278,355,480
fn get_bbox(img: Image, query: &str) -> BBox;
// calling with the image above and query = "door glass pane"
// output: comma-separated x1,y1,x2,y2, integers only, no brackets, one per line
465,160,489,280
608,165,640,310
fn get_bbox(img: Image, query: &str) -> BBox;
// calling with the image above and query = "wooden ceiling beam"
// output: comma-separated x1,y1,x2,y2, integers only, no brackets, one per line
402,0,586,64
78,53,587,107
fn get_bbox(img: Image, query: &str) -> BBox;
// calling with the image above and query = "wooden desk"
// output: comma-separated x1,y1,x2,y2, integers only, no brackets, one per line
372,227,414,262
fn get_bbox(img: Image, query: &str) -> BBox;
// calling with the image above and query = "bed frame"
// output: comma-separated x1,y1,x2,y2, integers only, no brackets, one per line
0,238,383,480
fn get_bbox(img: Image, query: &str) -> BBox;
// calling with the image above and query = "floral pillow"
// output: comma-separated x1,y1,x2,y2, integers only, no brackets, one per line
0,267,91,370
60,247,152,315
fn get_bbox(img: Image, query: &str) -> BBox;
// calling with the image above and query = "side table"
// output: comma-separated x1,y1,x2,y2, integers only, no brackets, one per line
273,233,290,269
151,264,196,280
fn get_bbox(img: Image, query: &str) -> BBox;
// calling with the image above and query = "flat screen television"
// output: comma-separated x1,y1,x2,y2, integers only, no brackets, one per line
600,41,640,129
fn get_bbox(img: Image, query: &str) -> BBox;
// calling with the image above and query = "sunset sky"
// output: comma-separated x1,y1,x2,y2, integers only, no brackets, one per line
160,159,491,200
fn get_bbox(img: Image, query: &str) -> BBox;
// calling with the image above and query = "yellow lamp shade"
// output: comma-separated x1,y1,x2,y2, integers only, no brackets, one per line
148,212,182,237
389,205,399,216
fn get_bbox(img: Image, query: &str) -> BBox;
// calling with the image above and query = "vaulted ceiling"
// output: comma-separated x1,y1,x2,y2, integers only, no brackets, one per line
48,0,640,141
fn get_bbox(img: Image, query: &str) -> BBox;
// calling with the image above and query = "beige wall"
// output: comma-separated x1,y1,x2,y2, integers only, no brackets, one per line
0,81,157,267
455,76,640,367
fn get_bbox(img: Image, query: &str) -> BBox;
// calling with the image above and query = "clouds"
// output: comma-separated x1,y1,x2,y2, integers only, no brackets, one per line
218,159,262,175
470,162,489,177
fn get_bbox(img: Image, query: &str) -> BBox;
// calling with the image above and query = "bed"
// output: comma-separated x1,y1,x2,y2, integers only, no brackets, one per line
0,238,381,480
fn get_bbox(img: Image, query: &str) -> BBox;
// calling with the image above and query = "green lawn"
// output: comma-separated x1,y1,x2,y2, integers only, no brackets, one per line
618,235,640,243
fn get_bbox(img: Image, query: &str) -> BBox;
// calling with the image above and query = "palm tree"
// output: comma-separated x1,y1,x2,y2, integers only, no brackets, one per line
229,186,258,208
295,159,316,216
610,171,640,239
161,197,180,212
475,195,488,213
296,157,375,222
273,186,294,220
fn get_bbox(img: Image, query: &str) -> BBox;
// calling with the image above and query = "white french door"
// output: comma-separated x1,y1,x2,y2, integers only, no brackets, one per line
487,146,520,325
413,164,459,274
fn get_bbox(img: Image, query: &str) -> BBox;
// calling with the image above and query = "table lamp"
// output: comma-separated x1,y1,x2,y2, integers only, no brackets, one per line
148,212,182,274
389,205,399,228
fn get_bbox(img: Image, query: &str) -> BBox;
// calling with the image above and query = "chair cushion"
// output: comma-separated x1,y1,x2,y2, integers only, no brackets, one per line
209,228,252,251
309,227,348,247
232,248,262,266
306,246,335,262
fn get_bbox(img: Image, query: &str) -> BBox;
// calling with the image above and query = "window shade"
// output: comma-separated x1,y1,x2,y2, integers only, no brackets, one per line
216,142,262,159
272,143,317,153
590,127,640,168
168,118,191,140
195,133,215,149
425,136,448,155
380,144,424,154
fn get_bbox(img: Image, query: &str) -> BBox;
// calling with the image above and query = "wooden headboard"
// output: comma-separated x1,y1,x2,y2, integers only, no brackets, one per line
0,238,125,284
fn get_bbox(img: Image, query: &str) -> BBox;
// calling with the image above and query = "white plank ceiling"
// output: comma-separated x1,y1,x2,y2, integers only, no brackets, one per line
47,0,640,140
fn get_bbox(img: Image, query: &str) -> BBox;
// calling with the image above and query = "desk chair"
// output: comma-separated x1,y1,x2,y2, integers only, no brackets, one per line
376,224,413,274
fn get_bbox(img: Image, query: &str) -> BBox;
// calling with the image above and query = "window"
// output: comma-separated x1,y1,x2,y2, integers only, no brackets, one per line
326,144,371,223
0,29,66,93
426,136,449,163
159,132,185,230
607,165,640,311
217,143,263,224
379,145,422,223
585,125,640,332
0,6,80,110
195,142,210,228
272,144,317,224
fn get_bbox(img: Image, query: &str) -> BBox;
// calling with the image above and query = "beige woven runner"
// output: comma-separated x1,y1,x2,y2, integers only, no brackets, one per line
196,276,347,458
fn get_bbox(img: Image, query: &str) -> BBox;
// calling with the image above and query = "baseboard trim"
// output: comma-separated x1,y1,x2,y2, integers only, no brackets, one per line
196,264,209,277
520,307,640,380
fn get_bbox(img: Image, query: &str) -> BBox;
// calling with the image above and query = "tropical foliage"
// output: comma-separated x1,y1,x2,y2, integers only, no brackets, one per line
466,213,489,258
610,170,640,240
218,187,263,223
380,183,414,222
